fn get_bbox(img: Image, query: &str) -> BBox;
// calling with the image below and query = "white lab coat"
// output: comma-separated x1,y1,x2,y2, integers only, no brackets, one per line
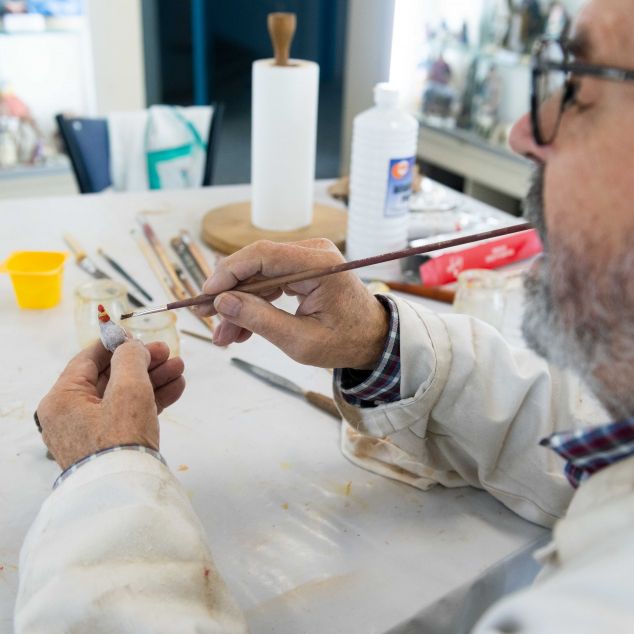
336,296,606,528
16,296,628,633
14,451,247,634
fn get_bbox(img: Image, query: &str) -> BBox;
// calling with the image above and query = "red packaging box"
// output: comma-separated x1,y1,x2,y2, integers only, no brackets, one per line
419,229,542,286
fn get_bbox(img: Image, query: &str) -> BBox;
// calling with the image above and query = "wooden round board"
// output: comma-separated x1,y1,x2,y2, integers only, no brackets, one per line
201,201,347,254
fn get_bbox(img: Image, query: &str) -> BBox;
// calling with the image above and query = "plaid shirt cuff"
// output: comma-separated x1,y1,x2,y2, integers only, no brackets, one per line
334,295,401,408
540,419,634,488
53,445,166,489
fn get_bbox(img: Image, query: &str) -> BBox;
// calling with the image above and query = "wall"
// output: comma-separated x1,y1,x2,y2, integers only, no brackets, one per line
0,30,93,135
86,0,146,114
340,0,395,174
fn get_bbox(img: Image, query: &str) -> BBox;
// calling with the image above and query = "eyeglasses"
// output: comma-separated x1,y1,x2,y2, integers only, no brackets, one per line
531,36,634,146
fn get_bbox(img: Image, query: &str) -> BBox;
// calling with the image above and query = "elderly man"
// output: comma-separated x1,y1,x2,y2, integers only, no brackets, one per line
16,0,634,631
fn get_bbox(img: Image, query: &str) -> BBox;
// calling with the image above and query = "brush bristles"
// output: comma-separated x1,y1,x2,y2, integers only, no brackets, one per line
119,304,168,320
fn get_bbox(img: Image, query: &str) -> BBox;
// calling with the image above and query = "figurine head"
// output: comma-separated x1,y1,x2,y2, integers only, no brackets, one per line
97,304,111,323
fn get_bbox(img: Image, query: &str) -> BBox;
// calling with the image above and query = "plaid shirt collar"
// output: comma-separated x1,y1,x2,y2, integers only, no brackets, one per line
540,419,634,488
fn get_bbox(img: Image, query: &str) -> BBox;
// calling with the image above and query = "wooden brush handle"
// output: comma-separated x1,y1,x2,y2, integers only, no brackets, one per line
63,233,86,262
163,223,533,313
304,391,341,419
180,230,213,278
385,281,455,304
268,12,296,66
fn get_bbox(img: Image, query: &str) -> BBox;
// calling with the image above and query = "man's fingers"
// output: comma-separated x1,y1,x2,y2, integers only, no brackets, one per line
155,376,186,413
61,341,112,387
196,287,283,319
149,356,185,390
105,340,153,399
213,291,322,363
147,341,171,371
76,340,113,373
212,319,251,347
195,301,217,318
202,240,343,296
235,329,253,343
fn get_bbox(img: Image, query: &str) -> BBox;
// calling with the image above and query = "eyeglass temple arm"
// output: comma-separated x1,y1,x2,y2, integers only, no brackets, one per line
537,60,634,83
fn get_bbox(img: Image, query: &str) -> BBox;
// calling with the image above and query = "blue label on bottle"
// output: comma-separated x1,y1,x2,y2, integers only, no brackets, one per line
384,157,415,217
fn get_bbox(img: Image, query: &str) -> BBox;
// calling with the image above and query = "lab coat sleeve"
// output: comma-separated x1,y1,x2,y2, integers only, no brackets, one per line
14,450,248,634
335,295,605,528
473,457,634,633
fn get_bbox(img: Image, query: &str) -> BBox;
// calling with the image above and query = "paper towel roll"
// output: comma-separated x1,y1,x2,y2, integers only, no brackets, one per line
251,58,319,231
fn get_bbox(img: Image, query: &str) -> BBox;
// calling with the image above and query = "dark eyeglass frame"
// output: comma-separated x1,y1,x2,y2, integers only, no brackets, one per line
531,36,634,145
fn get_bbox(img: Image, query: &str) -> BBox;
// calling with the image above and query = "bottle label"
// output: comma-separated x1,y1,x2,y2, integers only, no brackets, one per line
385,157,415,217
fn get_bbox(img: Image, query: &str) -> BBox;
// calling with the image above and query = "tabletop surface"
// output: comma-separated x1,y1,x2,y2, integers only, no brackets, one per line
0,182,545,633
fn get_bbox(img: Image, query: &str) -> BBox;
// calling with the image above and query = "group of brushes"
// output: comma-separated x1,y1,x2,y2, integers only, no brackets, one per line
132,215,216,334
65,218,217,340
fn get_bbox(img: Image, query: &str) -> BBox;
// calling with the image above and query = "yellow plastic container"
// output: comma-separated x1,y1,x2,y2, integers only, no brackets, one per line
0,251,68,309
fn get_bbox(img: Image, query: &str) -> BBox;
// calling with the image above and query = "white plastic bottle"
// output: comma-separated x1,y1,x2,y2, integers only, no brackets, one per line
347,83,418,280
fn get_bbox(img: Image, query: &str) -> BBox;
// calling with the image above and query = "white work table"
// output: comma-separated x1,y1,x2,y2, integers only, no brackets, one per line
0,182,546,633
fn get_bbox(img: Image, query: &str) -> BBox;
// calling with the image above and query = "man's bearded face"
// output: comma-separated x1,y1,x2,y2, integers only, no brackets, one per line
521,167,634,418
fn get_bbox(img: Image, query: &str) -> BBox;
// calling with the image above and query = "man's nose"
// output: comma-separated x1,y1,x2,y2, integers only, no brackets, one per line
508,112,550,163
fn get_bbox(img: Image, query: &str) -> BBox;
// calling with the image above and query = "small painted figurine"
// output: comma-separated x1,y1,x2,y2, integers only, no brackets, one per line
97,304,128,352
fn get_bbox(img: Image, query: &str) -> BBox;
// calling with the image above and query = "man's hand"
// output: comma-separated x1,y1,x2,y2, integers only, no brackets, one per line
37,340,186,470
197,239,389,369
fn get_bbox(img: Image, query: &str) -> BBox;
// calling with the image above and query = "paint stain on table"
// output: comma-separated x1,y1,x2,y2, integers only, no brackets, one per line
281,503,289,510
177,464,189,472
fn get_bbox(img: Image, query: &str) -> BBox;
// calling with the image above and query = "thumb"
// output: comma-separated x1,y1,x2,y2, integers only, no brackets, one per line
214,292,320,363
105,340,153,397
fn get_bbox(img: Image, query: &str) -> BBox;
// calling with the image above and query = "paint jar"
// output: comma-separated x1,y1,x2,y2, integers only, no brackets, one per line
453,269,506,331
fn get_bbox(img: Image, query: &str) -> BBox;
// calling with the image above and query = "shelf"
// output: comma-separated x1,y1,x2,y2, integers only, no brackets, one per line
0,157,70,181
418,124,532,200
0,14,84,36
418,120,526,164
444,41,531,68
0,158,77,200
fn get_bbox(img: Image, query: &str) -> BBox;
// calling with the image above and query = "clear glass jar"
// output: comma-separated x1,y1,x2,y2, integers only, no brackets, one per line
452,268,506,331
74,279,180,357
125,311,180,358
74,279,129,349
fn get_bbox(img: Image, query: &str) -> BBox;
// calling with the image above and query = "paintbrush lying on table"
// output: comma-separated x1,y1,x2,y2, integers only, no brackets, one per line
120,222,532,321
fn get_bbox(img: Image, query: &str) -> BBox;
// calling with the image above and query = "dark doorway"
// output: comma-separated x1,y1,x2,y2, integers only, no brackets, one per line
143,0,348,184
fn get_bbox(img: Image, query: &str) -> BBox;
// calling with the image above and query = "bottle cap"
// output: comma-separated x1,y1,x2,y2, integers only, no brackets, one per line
374,82,399,107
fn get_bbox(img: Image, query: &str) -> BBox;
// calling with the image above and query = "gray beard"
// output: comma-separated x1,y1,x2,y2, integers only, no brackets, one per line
521,167,634,419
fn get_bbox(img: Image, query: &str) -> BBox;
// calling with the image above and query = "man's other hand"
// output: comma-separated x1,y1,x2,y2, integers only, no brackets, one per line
198,239,390,370
37,340,186,470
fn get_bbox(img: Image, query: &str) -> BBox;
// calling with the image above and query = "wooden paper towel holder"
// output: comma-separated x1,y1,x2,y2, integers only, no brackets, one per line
201,202,347,255
268,12,296,66
201,12,346,255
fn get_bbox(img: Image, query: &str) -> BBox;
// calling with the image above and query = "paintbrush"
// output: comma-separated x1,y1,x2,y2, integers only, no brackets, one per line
180,229,213,278
131,229,174,300
98,247,154,301
383,281,456,304
120,222,532,320
137,215,215,332
64,233,145,308
171,236,207,289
